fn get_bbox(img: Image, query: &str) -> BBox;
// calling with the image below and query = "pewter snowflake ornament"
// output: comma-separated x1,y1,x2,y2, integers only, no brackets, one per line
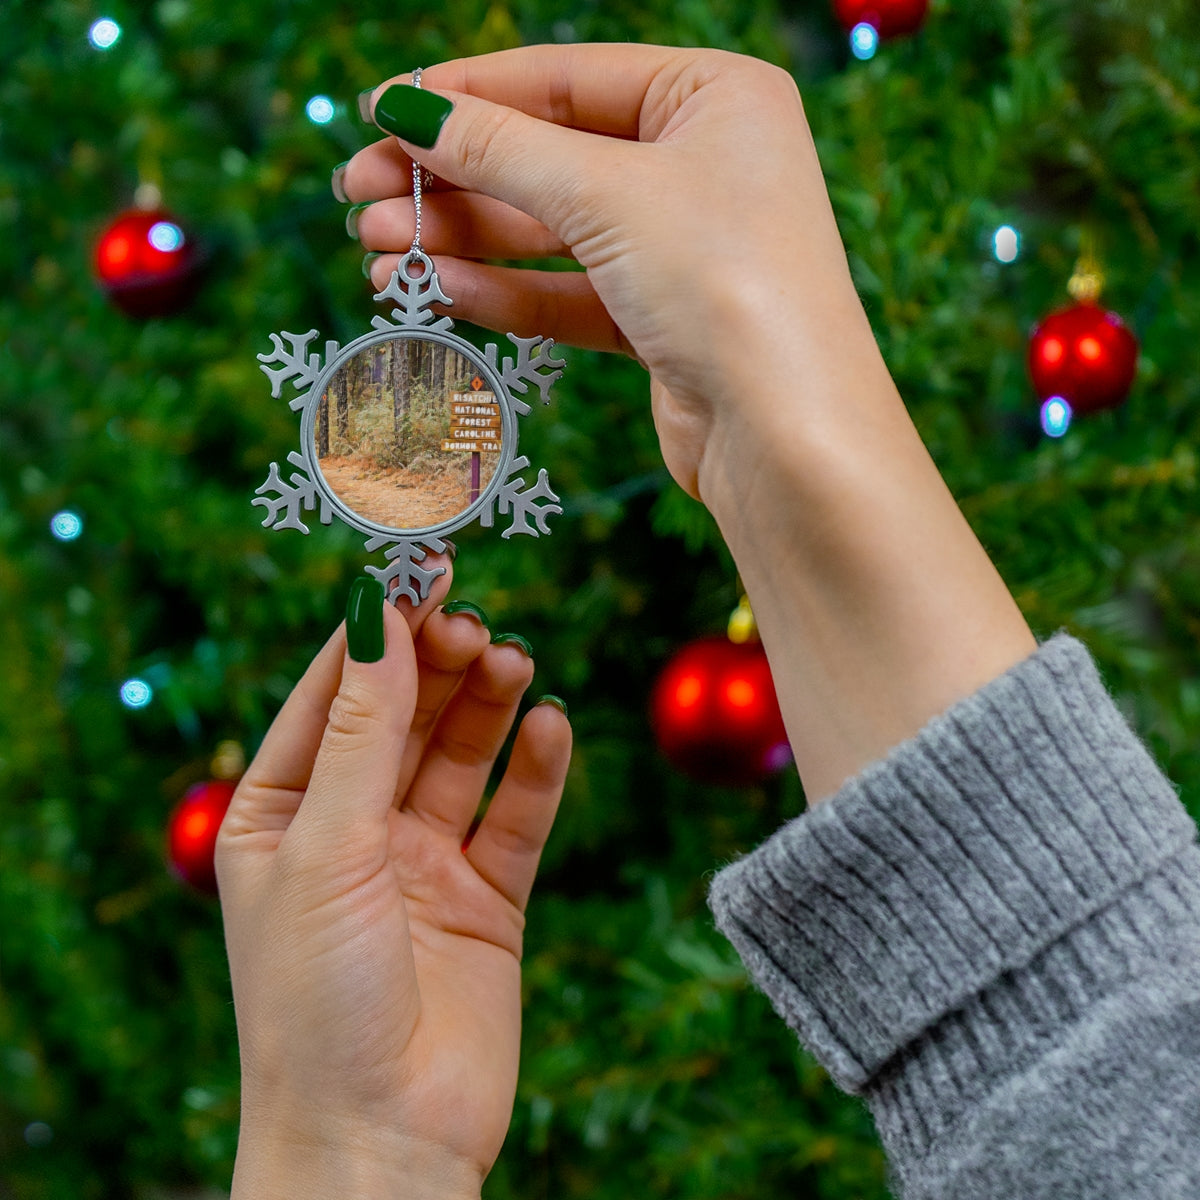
253,250,565,604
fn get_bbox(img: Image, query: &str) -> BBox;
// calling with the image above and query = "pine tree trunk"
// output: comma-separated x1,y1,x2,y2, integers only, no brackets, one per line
392,339,411,438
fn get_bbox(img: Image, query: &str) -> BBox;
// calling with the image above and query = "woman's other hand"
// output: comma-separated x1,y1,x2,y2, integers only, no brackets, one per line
217,573,571,1199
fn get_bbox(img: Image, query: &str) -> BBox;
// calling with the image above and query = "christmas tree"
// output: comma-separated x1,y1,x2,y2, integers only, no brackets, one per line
3,1,1198,1196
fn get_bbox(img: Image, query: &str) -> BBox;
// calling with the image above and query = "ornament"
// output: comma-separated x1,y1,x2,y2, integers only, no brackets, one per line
254,70,564,605
1028,301,1139,416
651,634,791,787
833,0,929,40
94,207,200,317
166,780,235,894
1028,246,1138,421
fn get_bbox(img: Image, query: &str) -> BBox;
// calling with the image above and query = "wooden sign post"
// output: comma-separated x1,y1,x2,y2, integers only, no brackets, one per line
443,376,502,503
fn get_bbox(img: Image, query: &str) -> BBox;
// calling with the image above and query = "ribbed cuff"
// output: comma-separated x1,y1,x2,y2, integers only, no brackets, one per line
708,633,1197,1097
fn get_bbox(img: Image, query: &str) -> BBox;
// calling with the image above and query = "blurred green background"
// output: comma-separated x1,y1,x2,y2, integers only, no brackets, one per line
3,0,1199,1196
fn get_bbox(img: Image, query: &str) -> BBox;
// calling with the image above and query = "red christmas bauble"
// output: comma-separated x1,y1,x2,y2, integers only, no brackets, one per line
94,208,200,318
1028,301,1139,415
651,636,792,786
833,0,929,38
167,780,235,894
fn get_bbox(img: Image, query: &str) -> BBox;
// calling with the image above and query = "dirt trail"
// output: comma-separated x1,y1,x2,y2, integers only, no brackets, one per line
318,455,497,529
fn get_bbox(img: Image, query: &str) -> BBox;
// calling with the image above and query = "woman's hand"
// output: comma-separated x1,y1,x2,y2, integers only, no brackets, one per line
341,44,873,500
216,574,571,1199
339,45,1035,806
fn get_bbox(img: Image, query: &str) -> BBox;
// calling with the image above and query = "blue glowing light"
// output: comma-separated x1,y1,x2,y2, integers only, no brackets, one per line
120,678,154,709
148,221,185,252
850,22,880,60
50,511,84,541
306,95,336,125
88,18,121,49
993,225,1020,264
1041,396,1073,439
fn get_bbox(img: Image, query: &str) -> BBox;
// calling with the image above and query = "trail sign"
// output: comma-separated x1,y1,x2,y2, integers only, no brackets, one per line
447,388,502,501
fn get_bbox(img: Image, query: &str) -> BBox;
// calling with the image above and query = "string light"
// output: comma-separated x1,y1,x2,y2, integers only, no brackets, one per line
850,22,880,59
1041,396,1073,439
88,18,121,49
305,95,335,125
147,221,185,252
993,225,1021,263
50,511,84,541
119,678,154,709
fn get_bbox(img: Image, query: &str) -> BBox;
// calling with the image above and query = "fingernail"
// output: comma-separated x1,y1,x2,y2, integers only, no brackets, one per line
361,251,382,280
491,631,533,657
356,87,376,123
373,83,454,149
331,161,350,204
441,539,458,561
534,694,568,718
345,201,372,240
346,576,386,662
442,599,489,627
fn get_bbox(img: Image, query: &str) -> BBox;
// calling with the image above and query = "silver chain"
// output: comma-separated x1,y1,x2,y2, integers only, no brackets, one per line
409,68,425,258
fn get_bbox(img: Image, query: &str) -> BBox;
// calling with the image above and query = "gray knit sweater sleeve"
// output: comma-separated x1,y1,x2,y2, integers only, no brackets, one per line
708,633,1200,1198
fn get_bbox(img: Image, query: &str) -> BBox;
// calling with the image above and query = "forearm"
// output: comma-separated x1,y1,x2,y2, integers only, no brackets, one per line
697,296,1036,803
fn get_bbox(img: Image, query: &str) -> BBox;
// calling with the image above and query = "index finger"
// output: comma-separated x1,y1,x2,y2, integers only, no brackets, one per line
381,42,708,140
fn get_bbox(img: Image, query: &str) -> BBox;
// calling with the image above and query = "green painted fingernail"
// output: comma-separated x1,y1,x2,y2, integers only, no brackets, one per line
535,694,568,717
373,83,454,149
346,576,385,662
356,87,376,123
345,201,372,240
442,600,490,627
361,251,382,280
331,161,350,204
491,631,533,657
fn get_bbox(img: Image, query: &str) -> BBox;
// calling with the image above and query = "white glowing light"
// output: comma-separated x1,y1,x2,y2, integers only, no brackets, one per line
120,678,154,709
306,95,336,125
851,22,879,60
1041,396,1073,439
88,18,121,49
148,221,185,252
50,511,84,541
993,225,1020,264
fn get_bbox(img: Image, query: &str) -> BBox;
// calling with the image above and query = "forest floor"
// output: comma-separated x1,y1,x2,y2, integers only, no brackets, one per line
319,455,497,530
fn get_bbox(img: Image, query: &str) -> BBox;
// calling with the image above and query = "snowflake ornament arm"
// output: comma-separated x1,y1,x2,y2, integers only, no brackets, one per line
481,457,563,538
363,536,449,607
252,451,333,533
484,335,566,416
372,257,454,333
256,332,341,410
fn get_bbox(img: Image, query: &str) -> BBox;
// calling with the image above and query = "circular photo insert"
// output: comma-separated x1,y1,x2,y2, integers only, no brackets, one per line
313,337,504,532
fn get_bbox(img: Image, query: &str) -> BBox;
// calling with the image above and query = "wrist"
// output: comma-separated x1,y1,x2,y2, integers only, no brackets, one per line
231,1112,484,1200
694,275,896,516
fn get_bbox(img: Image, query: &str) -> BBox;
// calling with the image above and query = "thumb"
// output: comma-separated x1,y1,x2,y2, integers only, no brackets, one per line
287,576,418,850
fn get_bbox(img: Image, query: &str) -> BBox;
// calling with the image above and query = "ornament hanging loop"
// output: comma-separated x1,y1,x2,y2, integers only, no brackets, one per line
401,248,436,284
